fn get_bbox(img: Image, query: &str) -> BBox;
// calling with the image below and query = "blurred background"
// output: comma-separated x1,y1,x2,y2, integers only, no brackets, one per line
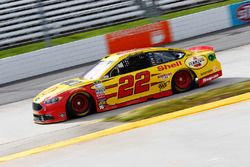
1,0,246,86
0,0,228,51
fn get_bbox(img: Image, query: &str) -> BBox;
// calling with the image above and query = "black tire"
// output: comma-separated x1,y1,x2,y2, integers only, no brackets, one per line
172,70,194,93
67,93,93,118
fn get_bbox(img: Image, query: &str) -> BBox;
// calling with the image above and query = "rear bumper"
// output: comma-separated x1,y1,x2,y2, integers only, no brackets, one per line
198,70,222,87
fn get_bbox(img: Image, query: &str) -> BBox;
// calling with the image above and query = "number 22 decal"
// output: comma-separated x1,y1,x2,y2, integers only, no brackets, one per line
118,71,150,99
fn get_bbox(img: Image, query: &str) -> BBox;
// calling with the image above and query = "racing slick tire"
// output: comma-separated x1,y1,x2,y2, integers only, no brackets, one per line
67,92,93,118
172,70,194,93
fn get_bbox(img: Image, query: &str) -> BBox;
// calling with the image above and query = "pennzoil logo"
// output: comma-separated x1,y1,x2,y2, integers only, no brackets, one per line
185,55,207,69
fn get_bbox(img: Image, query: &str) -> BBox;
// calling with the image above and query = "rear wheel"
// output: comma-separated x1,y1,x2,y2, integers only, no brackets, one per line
172,70,194,93
67,93,93,118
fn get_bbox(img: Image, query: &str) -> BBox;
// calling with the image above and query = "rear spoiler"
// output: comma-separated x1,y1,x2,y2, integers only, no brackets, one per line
188,46,214,52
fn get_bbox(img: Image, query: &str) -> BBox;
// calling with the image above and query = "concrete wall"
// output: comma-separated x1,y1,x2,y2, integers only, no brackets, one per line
0,35,108,84
169,6,231,41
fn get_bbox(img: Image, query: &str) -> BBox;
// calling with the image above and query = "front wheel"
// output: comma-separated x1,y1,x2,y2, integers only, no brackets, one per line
67,93,93,118
172,70,194,93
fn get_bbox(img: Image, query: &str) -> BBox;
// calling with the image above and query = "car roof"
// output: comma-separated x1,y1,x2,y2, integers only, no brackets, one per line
101,47,185,62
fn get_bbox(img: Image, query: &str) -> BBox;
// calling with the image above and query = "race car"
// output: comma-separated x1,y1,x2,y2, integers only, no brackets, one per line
32,46,222,124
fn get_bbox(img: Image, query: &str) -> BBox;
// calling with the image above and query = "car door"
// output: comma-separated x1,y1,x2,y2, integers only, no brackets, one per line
99,50,185,110
103,53,158,106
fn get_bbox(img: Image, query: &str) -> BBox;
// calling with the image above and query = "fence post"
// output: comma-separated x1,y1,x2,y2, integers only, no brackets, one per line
37,0,52,47
135,0,162,22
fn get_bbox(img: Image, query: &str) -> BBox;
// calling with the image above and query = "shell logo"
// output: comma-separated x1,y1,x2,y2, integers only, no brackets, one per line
185,55,208,69
237,3,250,22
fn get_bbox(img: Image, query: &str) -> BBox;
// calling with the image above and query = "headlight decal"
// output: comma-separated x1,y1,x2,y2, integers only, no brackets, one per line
44,97,60,104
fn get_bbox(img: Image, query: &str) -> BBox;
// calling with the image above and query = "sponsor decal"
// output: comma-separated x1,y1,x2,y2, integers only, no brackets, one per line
94,81,107,109
208,54,216,61
230,2,250,26
98,99,106,110
59,113,66,118
94,82,104,89
158,81,170,90
185,55,207,69
213,66,219,72
151,30,165,45
157,61,182,71
157,72,172,80
106,21,172,53
96,89,105,99
200,69,213,76
202,73,219,83
94,81,103,88
237,3,250,22
94,81,106,99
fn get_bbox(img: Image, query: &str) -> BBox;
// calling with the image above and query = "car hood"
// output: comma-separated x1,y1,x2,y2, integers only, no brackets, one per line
33,78,93,103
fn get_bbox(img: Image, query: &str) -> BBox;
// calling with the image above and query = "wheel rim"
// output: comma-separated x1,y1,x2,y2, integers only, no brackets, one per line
174,71,192,89
71,94,89,113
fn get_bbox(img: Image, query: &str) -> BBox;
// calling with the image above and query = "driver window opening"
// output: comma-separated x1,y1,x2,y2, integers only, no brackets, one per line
107,53,152,78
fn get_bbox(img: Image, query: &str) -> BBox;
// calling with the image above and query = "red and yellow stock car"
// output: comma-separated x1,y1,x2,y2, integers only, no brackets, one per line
33,46,222,124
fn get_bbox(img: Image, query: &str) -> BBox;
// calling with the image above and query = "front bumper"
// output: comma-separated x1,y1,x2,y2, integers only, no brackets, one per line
33,114,66,124
33,114,55,123
32,102,68,124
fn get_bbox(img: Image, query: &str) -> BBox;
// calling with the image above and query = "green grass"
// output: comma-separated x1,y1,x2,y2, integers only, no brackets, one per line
104,80,250,122
0,0,242,59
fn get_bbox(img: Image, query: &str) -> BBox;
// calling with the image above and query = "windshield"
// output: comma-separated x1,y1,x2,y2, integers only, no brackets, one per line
83,60,114,80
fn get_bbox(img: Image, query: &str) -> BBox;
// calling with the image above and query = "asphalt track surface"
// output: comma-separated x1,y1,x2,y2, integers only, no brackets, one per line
0,25,249,157
3,100,250,167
